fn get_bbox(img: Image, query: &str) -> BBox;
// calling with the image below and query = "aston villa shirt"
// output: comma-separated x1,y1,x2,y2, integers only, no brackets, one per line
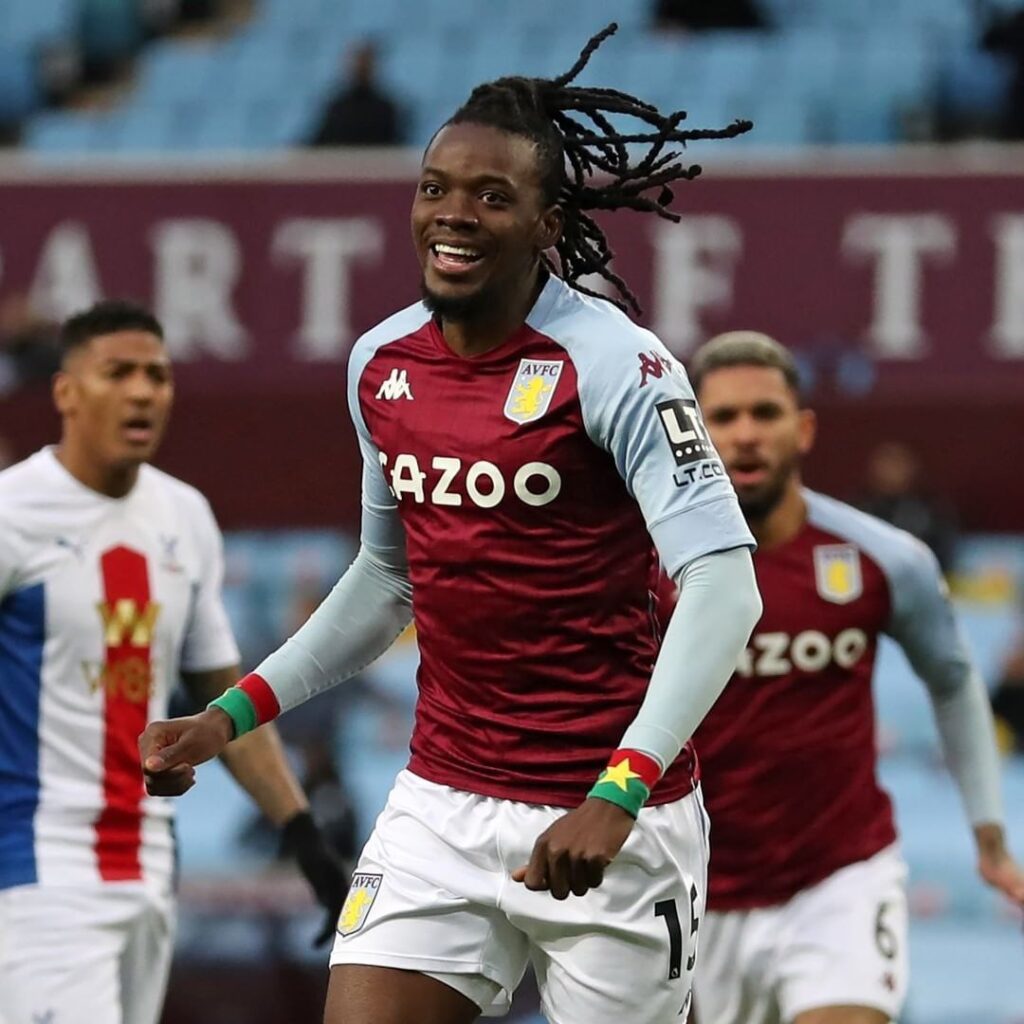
348,275,754,806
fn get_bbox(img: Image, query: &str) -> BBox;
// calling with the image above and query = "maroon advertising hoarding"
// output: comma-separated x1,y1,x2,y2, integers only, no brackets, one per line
1,153,1022,528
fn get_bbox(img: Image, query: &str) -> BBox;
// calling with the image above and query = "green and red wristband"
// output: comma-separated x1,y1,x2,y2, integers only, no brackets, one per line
587,748,662,818
207,672,280,739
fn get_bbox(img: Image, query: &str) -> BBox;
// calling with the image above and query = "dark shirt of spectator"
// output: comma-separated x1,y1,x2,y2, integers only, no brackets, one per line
854,441,959,573
982,7,1024,140
308,42,402,147
655,0,769,32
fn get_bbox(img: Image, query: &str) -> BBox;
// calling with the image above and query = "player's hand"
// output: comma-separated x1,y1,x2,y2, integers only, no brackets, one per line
281,811,351,947
511,797,635,900
975,823,1024,904
139,708,234,797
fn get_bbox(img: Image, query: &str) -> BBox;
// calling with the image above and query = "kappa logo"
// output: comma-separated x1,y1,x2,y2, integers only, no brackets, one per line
813,544,863,604
504,359,563,424
638,349,685,389
337,871,383,936
376,368,414,401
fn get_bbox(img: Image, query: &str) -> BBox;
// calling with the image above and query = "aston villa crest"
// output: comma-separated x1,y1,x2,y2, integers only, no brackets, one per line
504,358,563,424
813,544,863,604
337,872,383,936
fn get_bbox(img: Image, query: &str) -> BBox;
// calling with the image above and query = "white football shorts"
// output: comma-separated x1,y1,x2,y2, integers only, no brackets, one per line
331,769,709,1023
694,843,909,1024
0,881,175,1024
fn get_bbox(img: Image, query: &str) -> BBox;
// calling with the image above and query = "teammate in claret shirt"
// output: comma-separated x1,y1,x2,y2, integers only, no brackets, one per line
0,302,348,1024
683,331,1024,1024
139,25,763,1024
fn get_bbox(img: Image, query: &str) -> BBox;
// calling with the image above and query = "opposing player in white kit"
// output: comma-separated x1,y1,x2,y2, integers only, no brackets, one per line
683,332,1024,1024
139,25,763,1024
0,301,348,1024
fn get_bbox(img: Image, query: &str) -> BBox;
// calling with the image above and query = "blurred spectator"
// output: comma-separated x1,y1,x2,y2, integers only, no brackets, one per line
307,41,402,147
982,4,1024,139
992,638,1024,753
654,0,768,32
0,293,59,397
855,441,959,573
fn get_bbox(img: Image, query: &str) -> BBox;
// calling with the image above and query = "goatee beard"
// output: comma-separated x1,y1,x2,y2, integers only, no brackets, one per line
737,478,788,523
420,278,491,323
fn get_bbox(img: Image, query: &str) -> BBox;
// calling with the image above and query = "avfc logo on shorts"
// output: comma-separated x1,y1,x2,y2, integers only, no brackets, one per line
813,544,863,604
504,359,563,424
337,872,383,936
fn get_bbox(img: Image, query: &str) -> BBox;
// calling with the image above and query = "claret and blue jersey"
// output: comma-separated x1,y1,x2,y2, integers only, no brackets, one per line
348,274,754,807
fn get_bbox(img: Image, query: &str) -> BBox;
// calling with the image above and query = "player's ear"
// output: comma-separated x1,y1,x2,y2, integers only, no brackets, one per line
797,407,816,456
52,370,76,417
537,204,564,252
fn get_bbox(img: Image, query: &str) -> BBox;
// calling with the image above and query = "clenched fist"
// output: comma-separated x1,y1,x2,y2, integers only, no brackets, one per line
139,708,235,796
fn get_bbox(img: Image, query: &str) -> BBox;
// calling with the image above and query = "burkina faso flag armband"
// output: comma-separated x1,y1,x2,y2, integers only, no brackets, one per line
207,672,280,739
587,749,662,818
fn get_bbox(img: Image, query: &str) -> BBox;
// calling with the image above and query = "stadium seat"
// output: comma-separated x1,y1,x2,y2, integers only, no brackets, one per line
15,0,1008,156
0,48,41,122
23,109,108,153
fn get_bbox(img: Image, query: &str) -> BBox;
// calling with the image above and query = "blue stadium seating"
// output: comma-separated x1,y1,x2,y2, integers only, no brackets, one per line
15,0,1000,153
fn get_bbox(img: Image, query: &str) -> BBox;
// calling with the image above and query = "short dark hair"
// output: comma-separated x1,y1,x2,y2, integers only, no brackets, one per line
689,331,802,398
446,23,751,316
60,300,163,360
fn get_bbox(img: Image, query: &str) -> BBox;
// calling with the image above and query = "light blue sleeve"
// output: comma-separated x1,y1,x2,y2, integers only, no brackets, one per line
251,334,413,715
885,536,1004,826
549,302,754,575
807,492,1004,826
619,547,762,770
347,337,411,575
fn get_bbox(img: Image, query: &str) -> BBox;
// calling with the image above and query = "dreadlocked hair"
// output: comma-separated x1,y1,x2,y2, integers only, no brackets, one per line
446,22,752,316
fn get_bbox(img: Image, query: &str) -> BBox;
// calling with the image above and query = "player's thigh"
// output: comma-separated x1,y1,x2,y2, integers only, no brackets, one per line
0,885,125,1024
524,790,709,1024
778,846,909,1023
120,887,176,1024
330,771,531,1017
692,909,781,1024
324,964,481,1024
791,1007,890,1024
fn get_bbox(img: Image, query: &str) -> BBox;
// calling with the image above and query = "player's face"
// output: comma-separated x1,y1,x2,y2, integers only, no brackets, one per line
412,121,563,320
54,330,174,469
698,365,815,520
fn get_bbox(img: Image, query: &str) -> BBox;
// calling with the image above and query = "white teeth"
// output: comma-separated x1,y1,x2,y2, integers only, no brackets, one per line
434,243,480,258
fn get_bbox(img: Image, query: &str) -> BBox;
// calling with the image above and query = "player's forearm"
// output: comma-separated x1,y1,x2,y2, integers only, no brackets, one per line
210,545,413,734
618,546,762,770
218,724,309,826
931,668,1005,827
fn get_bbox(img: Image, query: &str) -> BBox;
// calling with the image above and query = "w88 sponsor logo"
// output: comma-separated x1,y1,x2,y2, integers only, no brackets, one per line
379,452,562,509
737,628,869,678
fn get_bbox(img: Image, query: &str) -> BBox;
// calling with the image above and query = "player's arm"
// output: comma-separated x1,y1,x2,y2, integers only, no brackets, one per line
515,334,761,899
139,354,413,775
890,540,1024,903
